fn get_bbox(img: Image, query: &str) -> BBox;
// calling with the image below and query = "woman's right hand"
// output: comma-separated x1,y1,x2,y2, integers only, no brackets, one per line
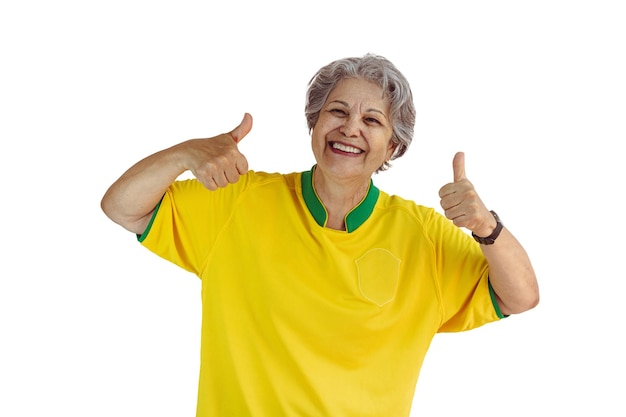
177,112,253,190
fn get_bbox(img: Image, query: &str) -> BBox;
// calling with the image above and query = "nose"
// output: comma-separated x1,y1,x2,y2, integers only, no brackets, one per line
339,115,361,137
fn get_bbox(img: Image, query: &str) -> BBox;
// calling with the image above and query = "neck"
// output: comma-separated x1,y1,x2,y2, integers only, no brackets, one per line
313,168,370,230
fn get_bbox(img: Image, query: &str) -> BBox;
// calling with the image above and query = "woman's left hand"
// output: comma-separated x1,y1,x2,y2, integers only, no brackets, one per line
438,152,496,237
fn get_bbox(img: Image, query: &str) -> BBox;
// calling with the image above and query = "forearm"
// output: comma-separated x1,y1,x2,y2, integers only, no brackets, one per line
101,145,186,234
481,228,539,315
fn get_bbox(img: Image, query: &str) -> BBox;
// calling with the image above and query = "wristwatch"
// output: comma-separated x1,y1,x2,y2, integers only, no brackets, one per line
472,210,503,245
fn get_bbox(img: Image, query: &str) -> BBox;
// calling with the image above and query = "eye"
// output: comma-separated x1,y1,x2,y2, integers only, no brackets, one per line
329,108,348,116
365,116,381,125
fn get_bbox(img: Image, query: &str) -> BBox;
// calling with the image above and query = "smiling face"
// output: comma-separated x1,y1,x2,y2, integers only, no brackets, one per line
311,77,396,185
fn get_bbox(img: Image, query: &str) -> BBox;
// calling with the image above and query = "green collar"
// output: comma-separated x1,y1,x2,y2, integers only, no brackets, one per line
301,166,380,233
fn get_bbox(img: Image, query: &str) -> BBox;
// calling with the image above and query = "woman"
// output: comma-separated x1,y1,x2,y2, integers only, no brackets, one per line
101,54,538,417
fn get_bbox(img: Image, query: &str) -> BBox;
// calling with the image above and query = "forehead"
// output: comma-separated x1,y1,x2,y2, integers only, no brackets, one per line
326,78,389,108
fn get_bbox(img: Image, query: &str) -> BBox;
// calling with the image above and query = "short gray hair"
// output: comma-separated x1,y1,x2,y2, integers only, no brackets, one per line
305,53,416,171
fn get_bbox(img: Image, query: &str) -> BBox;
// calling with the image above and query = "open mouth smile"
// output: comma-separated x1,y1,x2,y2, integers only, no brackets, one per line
330,141,364,154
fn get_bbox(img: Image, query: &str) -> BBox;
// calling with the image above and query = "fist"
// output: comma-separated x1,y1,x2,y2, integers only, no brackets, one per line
184,113,253,191
438,152,496,236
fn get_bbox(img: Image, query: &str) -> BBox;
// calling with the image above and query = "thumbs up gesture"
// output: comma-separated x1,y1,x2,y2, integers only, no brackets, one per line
438,152,496,237
181,113,253,191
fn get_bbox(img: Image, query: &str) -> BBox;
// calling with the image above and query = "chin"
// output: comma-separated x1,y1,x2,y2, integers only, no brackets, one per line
321,163,373,181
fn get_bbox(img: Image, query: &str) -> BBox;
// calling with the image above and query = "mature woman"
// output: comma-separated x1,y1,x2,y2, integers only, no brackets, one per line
101,53,538,417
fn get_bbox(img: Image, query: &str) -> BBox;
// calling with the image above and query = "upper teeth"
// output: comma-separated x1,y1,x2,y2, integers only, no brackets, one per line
332,142,362,154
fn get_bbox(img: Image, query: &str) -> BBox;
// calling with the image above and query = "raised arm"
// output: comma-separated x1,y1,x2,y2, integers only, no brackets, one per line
101,113,253,234
438,152,539,316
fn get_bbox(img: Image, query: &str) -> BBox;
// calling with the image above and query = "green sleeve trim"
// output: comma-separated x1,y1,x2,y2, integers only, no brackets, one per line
136,198,163,243
488,279,509,319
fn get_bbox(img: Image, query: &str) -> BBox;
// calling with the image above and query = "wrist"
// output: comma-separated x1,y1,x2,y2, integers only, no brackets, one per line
472,211,503,245
474,213,497,237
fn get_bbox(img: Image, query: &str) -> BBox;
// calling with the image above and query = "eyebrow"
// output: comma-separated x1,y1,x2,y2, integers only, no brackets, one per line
328,100,389,121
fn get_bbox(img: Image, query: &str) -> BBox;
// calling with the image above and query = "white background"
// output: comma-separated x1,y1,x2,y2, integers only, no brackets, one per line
1,1,625,416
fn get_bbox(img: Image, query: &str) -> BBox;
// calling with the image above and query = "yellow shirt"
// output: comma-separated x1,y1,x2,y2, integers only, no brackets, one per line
140,168,503,417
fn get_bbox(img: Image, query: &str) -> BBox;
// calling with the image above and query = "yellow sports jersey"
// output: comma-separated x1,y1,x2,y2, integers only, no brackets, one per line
139,167,504,417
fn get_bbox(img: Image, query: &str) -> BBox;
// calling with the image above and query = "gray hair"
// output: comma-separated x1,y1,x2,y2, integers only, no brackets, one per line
305,53,416,171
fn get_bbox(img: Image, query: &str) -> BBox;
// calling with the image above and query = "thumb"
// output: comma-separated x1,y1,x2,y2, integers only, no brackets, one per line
229,113,253,143
453,151,466,182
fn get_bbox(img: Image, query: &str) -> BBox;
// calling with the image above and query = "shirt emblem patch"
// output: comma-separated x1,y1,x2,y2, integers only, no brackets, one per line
356,248,401,307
